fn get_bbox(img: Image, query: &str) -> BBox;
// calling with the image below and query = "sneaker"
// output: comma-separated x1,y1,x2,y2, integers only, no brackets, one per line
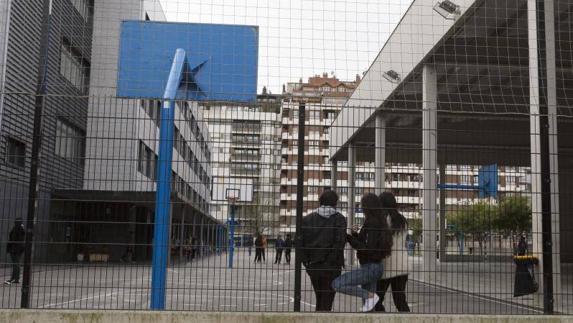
3,280,12,285
11,281,19,284
362,294,380,312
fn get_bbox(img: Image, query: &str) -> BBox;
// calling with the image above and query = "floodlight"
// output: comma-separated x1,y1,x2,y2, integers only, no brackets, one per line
433,0,460,20
383,70,401,83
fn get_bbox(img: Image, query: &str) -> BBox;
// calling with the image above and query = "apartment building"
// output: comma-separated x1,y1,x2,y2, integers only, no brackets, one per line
203,92,282,237
279,74,360,233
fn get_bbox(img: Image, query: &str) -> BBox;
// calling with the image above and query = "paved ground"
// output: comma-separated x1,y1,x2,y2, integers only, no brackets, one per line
0,250,554,314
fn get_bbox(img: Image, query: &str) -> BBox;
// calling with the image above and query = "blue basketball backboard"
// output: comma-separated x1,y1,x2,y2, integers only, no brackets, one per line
117,21,259,103
478,164,498,199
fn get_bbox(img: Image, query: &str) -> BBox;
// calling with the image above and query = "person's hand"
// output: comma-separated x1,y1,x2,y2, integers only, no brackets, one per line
351,224,360,233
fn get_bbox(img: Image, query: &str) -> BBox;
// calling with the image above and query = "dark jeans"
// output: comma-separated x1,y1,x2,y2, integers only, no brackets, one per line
284,250,291,264
307,266,341,311
274,250,283,264
374,274,410,312
9,253,22,282
254,248,262,262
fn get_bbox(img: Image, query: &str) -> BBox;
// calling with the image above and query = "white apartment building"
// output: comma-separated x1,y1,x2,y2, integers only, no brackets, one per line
203,93,282,237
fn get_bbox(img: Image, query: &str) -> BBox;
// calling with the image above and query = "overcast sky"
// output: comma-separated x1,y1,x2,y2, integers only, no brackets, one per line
159,0,413,93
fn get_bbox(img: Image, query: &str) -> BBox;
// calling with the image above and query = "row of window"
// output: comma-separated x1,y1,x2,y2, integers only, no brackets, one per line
60,39,90,92
232,134,260,145
289,110,338,120
139,101,212,162
137,141,158,180
173,127,210,187
171,171,209,213
55,118,85,164
180,103,211,162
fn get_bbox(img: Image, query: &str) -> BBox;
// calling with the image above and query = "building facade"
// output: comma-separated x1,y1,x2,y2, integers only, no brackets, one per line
0,0,94,261
0,0,219,262
203,93,282,237
279,74,360,233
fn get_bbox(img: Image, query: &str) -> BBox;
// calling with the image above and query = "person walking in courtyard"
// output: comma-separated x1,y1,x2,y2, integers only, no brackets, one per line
284,234,293,265
274,235,285,264
375,192,411,312
301,190,347,312
261,235,267,262
332,193,393,312
254,233,263,263
4,218,25,285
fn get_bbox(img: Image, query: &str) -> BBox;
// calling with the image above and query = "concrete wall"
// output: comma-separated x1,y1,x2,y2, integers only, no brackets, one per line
0,310,569,323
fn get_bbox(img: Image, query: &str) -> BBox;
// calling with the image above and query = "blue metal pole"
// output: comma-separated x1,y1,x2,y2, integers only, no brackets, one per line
228,203,235,268
150,49,187,310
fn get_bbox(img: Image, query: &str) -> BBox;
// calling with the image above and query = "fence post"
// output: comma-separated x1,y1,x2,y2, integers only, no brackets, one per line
294,102,306,312
529,0,557,313
21,0,52,308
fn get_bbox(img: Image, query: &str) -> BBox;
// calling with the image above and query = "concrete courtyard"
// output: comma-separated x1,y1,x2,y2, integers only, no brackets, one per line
0,250,561,314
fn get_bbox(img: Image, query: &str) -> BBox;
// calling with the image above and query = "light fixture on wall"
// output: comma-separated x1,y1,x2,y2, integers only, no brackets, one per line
383,70,401,83
433,0,461,20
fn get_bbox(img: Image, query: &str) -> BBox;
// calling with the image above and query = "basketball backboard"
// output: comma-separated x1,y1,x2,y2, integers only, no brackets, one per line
117,21,259,103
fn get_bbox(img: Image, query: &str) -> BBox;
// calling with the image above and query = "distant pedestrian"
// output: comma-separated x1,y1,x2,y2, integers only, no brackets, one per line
375,192,411,312
4,218,25,285
284,234,293,265
301,190,346,312
274,235,285,264
254,233,263,263
517,235,527,256
262,236,267,262
332,193,393,312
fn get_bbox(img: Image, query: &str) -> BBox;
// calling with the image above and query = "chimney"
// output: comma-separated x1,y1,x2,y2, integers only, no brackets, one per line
356,74,361,82
322,72,328,78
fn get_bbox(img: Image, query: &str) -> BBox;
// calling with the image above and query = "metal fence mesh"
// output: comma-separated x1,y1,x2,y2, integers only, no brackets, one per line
0,0,571,315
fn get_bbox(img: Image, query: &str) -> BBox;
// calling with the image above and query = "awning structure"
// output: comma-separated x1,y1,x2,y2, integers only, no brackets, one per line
330,0,573,165
329,0,573,311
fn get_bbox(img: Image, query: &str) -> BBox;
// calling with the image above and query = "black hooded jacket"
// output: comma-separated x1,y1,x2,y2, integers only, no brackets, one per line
300,206,347,269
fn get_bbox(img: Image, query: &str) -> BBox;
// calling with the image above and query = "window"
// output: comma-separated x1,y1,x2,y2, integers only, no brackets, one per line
460,175,471,185
5,137,25,168
141,100,161,126
55,118,85,164
138,141,157,180
71,0,90,20
60,39,89,92
310,111,321,120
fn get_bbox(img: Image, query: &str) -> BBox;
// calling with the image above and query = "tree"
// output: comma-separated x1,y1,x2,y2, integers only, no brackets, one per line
494,195,532,246
448,201,498,254
409,218,422,243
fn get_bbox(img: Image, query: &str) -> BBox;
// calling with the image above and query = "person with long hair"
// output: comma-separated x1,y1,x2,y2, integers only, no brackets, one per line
332,193,393,312
375,191,411,312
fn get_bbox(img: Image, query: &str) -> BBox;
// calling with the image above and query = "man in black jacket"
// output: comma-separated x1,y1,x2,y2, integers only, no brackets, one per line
300,190,346,311
284,234,293,265
5,218,25,285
